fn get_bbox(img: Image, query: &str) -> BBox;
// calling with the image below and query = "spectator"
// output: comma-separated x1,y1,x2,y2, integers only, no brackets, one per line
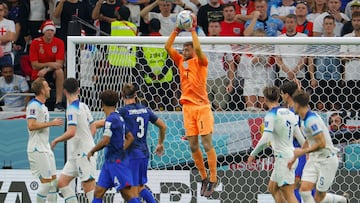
53,0,93,46
25,0,49,39
329,112,348,132
270,0,296,22
91,0,122,35
0,64,30,111
313,0,349,36
220,3,244,36
205,20,235,111
244,0,284,36
0,2,15,67
148,18,161,36
275,14,307,88
309,15,343,111
123,0,150,28
282,0,313,36
29,20,65,111
197,0,224,35
307,0,327,22
234,0,256,23
340,11,360,111
140,0,189,36
341,0,360,36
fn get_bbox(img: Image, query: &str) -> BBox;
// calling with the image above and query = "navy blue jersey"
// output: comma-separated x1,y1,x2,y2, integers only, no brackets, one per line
103,112,129,161
118,103,158,159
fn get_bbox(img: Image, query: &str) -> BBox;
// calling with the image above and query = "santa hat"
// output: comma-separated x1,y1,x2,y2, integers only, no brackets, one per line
41,20,56,33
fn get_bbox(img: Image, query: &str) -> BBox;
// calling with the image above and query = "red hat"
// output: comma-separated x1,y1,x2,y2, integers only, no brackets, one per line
41,20,56,33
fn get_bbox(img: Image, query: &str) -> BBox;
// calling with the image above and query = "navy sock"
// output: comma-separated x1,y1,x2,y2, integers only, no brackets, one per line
140,189,156,203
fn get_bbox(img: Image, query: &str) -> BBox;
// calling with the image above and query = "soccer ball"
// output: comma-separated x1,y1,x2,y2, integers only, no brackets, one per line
176,10,193,31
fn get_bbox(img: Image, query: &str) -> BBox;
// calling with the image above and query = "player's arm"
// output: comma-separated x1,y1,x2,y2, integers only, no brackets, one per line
124,131,134,150
191,18,206,63
154,118,167,156
247,132,271,164
165,29,178,56
293,125,305,147
92,119,106,129
27,118,63,131
51,125,77,149
294,132,325,158
87,135,110,160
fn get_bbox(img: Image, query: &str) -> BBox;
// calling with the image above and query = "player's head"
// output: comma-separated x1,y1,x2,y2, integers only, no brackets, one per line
182,41,194,60
263,86,280,103
63,78,80,96
121,83,137,100
31,77,51,99
100,90,119,108
280,81,298,105
292,89,309,114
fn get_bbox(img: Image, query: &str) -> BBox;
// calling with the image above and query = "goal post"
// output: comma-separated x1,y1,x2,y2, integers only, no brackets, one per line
67,36,360,203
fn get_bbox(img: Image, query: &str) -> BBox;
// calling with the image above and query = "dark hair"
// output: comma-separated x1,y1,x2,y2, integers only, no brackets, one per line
292,89,309,107
149,18,161,32
122,83,136,99
116,6,130,21
280,81,298,97
100,90,119,107
223,3,236,10
263,86,280,102
31,77,46,96
352,11,360,19
323,15,335,23
286,14,297,21
0,64,13,70
63,78,79,94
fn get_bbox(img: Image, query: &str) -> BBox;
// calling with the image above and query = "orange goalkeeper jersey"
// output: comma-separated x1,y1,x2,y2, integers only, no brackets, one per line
168,48,210,106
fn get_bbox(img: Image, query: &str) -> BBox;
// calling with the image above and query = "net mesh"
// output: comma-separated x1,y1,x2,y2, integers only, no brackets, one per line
69,37,360,202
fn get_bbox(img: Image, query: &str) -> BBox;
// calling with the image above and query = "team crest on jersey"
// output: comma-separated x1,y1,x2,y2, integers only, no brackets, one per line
311,124,318,132
30,109,36,115
233,28,241,34
52,46,57,53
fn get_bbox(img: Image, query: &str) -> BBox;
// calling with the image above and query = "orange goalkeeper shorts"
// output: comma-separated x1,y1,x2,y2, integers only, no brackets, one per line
183,103,214,136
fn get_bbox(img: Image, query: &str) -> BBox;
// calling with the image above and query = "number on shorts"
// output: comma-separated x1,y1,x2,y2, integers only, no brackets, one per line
319,176,324,186
136,116,145,138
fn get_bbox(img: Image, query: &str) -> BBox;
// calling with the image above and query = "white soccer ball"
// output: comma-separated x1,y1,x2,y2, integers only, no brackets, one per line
176,10,193,31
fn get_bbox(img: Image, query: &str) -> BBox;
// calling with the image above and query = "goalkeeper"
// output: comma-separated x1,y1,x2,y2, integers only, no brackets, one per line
165,15,218,198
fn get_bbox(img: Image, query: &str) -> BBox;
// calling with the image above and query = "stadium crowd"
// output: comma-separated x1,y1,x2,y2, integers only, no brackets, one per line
0,0,359,114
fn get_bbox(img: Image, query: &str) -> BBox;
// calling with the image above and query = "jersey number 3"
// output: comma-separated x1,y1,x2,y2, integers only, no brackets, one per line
136,117,145,138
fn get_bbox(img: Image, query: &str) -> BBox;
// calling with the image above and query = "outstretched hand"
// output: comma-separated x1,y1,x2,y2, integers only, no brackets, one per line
191,14,197,31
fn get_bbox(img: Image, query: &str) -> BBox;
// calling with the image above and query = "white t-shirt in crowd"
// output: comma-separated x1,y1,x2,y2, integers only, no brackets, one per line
313,12,349,36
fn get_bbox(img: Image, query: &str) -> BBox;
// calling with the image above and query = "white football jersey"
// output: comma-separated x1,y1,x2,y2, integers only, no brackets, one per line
263,106,298,158
26,99,51,152
300,111,339,160
66,100,95,159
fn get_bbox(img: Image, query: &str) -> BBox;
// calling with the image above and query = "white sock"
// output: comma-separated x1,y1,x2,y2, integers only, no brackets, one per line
47,179,58,203
320,193,347,203
59,185,78,203
300,191,316,203
36,182,50,203
86,190,94,202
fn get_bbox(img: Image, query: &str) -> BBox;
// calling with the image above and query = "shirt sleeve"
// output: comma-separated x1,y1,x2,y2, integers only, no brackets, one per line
67,106,78,126
26,102,38,120
307,117,323,136
103,118,113,137
147,108,159,123
263,113,275,133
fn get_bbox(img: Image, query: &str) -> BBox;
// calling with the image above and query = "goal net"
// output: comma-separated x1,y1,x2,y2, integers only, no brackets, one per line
67,36,360,203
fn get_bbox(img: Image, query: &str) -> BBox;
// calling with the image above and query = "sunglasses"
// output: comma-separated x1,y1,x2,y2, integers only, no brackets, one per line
296,0,308,5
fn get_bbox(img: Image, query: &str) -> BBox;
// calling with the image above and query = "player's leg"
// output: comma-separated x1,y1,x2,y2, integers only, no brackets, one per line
281,184,298,203
93,163,114,203
138,158,156,203
268,180,285,203
78,156,97,202
199,105,217,197
294,154,307,202
92,185,107,203
299,159,317,203
120,186,141,203
28,151,55,203
315,156,346,203
58,160,77,203
183,104,208,195
47,152,58,203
